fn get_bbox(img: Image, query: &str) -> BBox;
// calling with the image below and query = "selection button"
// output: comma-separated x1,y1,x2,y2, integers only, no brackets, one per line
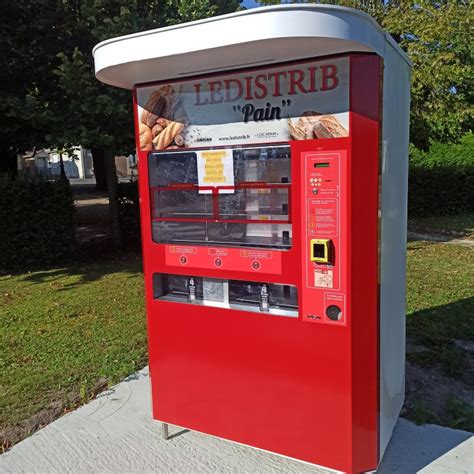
251,260,261,271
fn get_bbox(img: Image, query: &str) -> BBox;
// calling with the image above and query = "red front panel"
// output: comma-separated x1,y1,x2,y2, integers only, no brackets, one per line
164,245,282,274
301,150,347,325
134,54,381,473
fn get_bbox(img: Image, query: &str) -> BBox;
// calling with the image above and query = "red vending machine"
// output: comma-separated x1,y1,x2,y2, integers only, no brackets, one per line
94,5,411,473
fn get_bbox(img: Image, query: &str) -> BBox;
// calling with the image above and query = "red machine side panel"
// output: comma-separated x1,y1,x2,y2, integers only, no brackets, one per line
349,54,382,472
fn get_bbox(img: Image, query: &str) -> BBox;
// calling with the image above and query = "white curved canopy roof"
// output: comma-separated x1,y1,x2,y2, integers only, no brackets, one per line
93,4,410,90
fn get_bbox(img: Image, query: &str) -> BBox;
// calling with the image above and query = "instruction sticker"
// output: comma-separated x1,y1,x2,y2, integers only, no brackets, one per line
197,149,234,194
314,268,334,288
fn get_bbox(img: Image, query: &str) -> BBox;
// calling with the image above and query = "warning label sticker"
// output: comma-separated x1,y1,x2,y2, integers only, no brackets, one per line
314,268,334,288
240,250,273,260
314,199,338,236
168,246,197,254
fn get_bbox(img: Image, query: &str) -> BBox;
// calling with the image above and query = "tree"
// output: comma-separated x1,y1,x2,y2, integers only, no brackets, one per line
0,1,69,174
1,0,242,247
383,1,472,149
51,0,241,247
258,0,473,149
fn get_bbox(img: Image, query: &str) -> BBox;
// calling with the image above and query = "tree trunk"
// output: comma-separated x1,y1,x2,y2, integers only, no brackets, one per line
59,152,68,182
104,148,122,249
90,147,107,191
0,147,19,176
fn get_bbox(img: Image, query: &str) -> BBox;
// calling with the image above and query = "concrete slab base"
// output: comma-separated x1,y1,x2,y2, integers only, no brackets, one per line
1,367,472,473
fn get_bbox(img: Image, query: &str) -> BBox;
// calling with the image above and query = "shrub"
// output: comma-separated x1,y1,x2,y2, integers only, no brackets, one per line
444,396,474,432
0,175,76,270
410,134,474,169
409,134,474,216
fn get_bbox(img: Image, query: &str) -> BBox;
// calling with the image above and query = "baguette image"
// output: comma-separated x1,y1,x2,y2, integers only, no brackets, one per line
138,86,188,151
288,111,321,140
313,115,348,138
288,112,348,140
140,92,166,128
152,121,184,150
139,123,153,151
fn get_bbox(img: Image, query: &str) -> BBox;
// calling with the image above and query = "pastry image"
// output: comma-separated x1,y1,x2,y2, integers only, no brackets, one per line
140,92,166,128
139,122,153,151
297,111,322,139
313,115,348,138
288,112,348,140
152,121,184,150
288,111,321,140
138,86,188,151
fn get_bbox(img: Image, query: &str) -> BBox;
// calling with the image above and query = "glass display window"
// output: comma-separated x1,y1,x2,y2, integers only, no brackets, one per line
148,145,292,249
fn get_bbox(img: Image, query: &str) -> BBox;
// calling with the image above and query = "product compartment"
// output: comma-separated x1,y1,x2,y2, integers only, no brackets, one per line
148,145,293,250
153,273,298,317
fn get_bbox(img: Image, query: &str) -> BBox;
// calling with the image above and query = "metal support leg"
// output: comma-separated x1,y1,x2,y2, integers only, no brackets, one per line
162,422,169,440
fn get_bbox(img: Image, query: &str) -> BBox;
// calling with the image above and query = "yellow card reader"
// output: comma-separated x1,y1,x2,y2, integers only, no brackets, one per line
310,239,333,264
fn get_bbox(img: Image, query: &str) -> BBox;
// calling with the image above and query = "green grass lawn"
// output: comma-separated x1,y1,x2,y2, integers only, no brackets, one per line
0,254,146,449
407,241,473,344
405,240,473,431
1,240,473,448
408,212,474,239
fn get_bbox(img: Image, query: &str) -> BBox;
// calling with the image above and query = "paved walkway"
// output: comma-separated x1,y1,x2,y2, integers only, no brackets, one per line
1,367,472,473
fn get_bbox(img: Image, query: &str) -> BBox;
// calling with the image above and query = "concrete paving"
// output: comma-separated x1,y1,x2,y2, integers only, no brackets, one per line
1,367,472,474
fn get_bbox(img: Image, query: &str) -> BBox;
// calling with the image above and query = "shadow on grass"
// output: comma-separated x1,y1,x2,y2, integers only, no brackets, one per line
407,297,474,426
407,296,474,346
407,213,474,240
14,252,142,289
408,231,474,245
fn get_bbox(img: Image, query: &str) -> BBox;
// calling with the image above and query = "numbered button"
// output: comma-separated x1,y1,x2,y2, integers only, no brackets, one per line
251,260,261,271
